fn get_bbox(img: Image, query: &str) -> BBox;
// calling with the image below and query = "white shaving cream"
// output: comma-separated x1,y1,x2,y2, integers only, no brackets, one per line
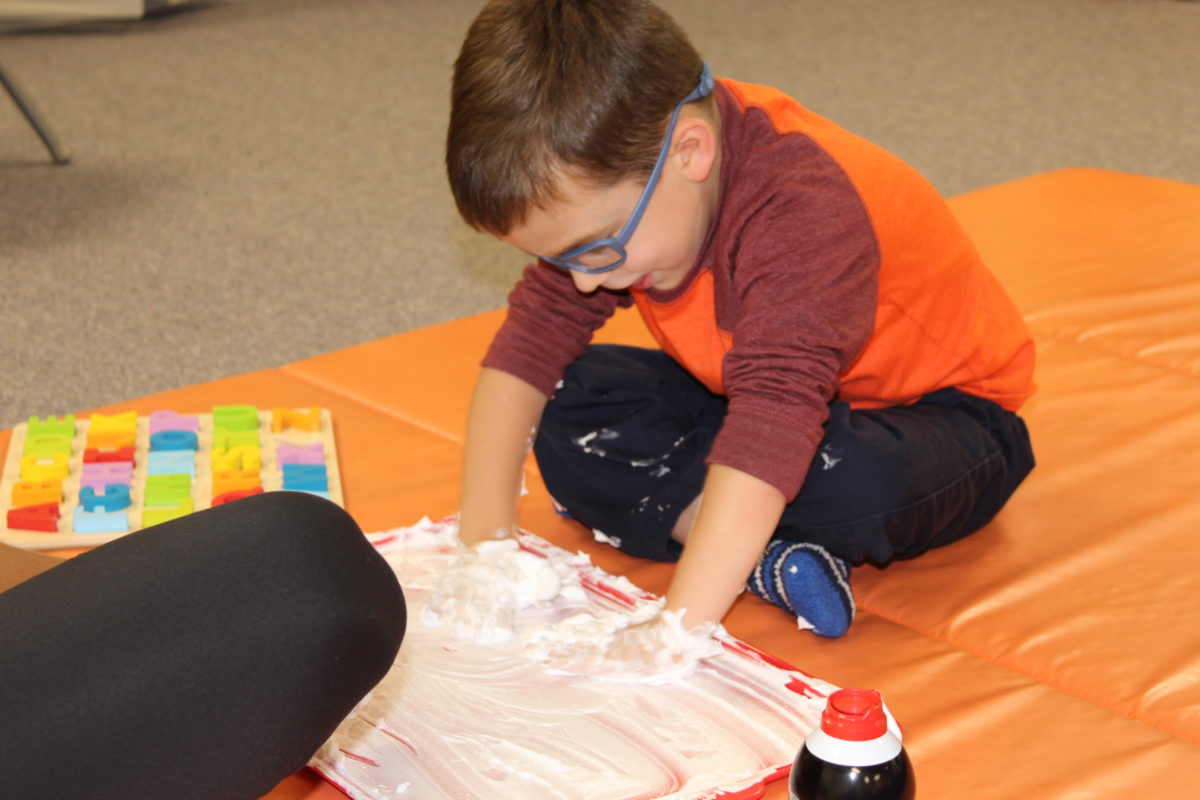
313,517,834,800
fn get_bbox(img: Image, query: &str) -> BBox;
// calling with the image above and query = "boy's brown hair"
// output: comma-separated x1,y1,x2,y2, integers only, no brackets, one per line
446,0,707,236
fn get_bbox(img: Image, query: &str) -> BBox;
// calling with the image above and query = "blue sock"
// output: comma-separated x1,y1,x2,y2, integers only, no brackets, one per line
747,541,855,637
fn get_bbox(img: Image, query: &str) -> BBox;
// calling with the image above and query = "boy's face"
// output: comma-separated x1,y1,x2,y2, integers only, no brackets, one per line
502,114,719,296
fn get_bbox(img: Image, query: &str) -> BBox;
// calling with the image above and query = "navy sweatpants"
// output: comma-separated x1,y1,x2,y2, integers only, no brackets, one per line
0,492,405,800
534,345,1035,565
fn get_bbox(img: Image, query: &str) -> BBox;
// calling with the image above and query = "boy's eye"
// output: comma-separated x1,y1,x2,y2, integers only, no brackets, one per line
573,244,622,268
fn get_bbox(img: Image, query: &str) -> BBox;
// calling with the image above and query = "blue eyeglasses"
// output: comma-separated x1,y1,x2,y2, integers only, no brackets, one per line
541,64,716,274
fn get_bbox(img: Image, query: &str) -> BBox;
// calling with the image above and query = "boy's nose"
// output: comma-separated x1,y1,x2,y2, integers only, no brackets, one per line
570,269,609,293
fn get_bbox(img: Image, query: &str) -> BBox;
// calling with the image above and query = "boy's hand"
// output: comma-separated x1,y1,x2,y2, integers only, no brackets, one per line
665,464,787,627
457,522,516,548
458,367,549,550
604,618,688,672
536,610,722,684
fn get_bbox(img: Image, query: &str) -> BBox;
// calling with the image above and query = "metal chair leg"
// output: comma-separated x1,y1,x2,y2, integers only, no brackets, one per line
0,62,71,165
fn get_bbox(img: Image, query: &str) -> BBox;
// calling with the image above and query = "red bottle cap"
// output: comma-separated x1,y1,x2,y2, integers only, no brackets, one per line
820,688,888,741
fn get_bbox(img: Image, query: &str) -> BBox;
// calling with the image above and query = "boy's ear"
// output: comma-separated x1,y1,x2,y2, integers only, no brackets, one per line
672,117,719,184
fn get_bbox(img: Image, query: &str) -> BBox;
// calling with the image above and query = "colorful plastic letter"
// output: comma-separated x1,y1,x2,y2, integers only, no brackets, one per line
282,463,328,492
86,411,138,449
211,445,261,472
26,415,75,438
90,411,137,429
12,479,63,507
7,503,60,532
73,508,129,534
142,498,194,528
271,407,321,433
144,474,192,507
84,446,136,464
79,484,133,513
19,453,70,482
86,428,136,449
211,469,261,496
212,428,260,450
147,451,196,477
212,405,259,432
81,462,133,491
211,486,265,507
22,434,73,459
277,442,325,465
149,430,199,452
149,410,200,436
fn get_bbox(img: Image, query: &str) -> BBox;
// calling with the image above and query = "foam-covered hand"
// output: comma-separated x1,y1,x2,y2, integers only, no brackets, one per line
536,610,723,685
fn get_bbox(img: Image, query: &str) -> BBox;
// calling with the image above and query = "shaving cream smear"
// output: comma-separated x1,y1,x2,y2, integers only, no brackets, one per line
420,533,721,683
313,517,834,800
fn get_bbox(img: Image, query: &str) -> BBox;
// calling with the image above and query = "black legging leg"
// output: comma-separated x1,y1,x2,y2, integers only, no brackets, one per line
0,491,405,800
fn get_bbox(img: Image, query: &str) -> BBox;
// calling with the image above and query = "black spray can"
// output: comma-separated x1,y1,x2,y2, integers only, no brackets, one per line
790,688,915,800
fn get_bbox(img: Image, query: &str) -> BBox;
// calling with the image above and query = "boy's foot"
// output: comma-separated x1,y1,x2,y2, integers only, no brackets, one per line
747,541,855,637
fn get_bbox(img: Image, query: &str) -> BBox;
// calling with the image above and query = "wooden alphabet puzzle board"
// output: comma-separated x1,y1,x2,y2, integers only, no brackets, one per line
1,406,343,550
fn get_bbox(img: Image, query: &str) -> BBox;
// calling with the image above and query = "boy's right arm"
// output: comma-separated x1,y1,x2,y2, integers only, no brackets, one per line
457,366,549,547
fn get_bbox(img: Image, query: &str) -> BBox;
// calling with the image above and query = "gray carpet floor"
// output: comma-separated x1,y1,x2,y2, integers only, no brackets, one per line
2,0,1198,428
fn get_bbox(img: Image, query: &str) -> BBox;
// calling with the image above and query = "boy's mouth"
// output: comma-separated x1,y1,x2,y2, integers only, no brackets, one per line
632,274,655,291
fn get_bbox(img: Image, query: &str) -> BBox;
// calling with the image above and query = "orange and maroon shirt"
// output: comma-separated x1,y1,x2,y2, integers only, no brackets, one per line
483,78,1035,500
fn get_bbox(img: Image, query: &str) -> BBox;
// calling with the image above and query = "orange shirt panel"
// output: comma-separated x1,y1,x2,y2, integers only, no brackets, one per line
634,80,1035,412
632,271,731,396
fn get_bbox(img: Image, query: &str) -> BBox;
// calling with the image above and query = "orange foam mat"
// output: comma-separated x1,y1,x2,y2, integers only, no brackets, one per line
281,311,503,446
851,338,1200,740
269,483,1200,800
281,302,657,447
493,495,1200,800
953,170,1200,312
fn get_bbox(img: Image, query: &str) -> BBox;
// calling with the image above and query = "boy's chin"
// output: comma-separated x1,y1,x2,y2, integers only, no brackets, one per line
599,273,653,292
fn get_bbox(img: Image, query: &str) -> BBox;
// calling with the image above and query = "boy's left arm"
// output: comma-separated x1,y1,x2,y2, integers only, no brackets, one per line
665,463,786,626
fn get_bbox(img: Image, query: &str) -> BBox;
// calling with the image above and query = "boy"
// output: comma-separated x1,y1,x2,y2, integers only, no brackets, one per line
446,0,1035,638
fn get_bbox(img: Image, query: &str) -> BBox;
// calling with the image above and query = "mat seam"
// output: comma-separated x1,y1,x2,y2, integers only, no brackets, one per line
1031,326,1200,383
855,597,1197,747
278,365,466,447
